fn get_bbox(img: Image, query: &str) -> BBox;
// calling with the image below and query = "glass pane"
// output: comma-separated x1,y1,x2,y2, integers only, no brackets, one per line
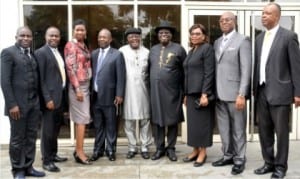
73,5,133,50
138,5,181,49
187,0,242,2
271,0,299,2
193,15,222,45
23,0,67,1
23,5,69,138
251,15,295,38
73,5,133,137
24,5,68,51
247,0,269,2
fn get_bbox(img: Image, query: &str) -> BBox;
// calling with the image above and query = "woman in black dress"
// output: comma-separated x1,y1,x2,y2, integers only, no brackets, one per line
182,24,215,167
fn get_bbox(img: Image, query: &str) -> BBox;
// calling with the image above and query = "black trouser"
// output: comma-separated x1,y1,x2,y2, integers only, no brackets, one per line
257,85,290,173
40,107,63,164
152,124,178,152
9,103,40,173
93,105,117,154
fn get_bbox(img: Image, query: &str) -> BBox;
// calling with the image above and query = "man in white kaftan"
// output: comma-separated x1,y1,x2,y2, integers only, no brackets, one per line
119,28,152,159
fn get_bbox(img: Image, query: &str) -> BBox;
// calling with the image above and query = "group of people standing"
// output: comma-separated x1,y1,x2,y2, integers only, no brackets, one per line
1,2,300,179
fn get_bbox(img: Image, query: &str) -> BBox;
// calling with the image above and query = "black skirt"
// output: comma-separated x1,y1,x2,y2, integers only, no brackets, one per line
186,94,214,147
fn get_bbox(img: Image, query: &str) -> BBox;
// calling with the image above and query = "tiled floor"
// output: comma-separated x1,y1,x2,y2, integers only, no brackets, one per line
1,141,300,179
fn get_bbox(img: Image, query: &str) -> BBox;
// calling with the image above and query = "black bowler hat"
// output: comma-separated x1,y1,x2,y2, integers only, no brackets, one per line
125,27,142,37
154,21,176,35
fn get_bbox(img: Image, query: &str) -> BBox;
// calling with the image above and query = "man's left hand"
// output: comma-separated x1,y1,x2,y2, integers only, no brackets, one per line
294,96,300,107
114,96,123,105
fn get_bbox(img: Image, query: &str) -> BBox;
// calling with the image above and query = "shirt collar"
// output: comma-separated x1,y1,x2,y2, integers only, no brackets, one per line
265,24,279,35
223,29,236,40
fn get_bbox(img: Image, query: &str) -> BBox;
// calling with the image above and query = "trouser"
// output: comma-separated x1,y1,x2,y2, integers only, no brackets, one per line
256,85,290,172
124,119,152,152
93,105,117,154
40,107,63,164
152,123,178,152
216,100,247,165
9,104,40,173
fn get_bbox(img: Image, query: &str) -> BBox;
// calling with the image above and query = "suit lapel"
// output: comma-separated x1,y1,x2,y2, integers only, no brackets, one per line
99,48,112,73
46,45,60,71
218,32,237,62
93,49,100,71
266,27,282,63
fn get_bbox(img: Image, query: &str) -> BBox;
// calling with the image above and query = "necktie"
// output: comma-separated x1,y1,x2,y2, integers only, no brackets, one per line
53,49,66,87
220,37,228,52
94,49,105,92
259,31,271,84
24,48,31,58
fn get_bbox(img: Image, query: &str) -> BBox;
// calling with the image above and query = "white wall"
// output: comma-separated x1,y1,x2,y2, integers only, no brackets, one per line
0,0,20,144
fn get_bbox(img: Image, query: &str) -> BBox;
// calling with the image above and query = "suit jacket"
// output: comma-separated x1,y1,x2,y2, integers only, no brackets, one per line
35,44,65,110
92,47,126,106
253,27,300,105
1,44,39,115
183,43,215,98
214,31,252,101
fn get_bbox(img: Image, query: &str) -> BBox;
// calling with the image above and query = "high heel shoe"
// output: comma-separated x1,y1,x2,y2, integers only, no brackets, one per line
182,155,197,162
73,151,92,165
193,155,207,167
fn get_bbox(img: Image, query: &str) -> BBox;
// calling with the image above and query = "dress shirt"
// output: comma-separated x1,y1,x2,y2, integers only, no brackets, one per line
22,47,31,58
220,29,235,51
52,48,66,87
259,25,279,84
94,46,110,92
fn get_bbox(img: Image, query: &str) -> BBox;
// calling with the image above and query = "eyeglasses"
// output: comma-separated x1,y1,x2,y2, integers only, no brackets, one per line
190,32,202,36
219,18,234,23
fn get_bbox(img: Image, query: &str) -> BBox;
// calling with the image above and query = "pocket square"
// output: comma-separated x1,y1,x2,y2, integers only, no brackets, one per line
227,47,236,51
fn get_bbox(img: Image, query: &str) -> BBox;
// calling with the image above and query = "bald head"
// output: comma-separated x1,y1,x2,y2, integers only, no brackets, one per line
15,26,33,48
98,28,112,49
45,26,61,48
219,11,236,35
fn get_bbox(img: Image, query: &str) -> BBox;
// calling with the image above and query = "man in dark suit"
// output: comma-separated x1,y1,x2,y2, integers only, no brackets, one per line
90,28,126,161
1,26,45,178
35,26,68,173
253,3,300,179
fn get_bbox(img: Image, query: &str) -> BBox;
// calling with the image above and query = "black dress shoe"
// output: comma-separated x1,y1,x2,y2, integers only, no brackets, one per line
126,151,137,159
25,167,46,177
193,155,207,167
141,152,150,159
166,150,177,162
271,169,286,179
53,155,68,162
254,164,275,175
231,164,245,175
212,158,234,167
107,152,116,161
182,155,197,163
151,150,165,160
43,162,60,172
13,171,25,179
90,153,104,161
73,151,92,165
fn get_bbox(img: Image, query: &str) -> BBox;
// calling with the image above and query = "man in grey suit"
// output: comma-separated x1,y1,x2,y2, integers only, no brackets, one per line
90,28,126,162
35,26,68,172
212,12,251,175
253,3,300,179
1,26,45,178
